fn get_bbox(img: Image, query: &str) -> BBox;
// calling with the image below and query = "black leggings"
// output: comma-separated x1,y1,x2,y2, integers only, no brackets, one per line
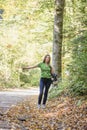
38,78,52,105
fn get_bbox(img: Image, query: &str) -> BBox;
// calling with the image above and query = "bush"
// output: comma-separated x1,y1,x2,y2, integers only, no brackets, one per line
49,79,69,99
20,69,40,87
67,31,87,95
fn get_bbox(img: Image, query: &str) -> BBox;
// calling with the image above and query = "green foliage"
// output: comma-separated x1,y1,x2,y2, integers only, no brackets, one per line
67,31,87,95
0,0,53,88
49,79,69,99
20,72,30,83
20,69,40,87
39,0,54,12
63,0,87,96
0,0,87,96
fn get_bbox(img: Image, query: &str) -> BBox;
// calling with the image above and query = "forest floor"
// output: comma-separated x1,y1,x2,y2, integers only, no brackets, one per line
0,89,87,130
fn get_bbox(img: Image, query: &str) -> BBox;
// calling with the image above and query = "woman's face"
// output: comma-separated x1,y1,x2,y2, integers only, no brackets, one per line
45,55,50,63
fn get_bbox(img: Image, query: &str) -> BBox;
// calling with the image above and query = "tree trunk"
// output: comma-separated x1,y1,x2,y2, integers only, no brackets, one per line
52,0,65,80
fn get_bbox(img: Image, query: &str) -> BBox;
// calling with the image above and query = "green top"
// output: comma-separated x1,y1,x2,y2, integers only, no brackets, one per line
38,62,51,78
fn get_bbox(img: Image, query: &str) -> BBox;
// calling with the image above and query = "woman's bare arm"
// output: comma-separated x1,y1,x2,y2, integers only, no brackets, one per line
50,66,54,74
23,65,38,70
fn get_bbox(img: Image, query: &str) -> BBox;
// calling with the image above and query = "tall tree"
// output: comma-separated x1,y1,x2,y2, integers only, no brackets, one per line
52,0,65,80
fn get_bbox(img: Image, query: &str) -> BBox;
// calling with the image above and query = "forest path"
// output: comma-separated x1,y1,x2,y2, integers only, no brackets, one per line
0,89,86,130
0,88,39,113
0,88,39,130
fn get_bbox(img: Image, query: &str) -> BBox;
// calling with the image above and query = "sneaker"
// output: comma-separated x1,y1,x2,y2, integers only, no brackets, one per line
42,104,46,109
37,104,41,109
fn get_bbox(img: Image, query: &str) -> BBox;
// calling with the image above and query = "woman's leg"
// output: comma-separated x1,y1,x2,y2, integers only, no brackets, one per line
38,78,44,105
42,79,51,105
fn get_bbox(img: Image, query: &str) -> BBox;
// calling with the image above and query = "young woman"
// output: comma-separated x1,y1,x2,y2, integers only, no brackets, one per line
23,54,54,109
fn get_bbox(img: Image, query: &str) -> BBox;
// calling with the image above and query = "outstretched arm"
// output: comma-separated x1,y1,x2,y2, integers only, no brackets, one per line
22,65,38,70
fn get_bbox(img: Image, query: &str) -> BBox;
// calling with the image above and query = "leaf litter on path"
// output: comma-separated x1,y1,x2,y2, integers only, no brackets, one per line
1,95,87,130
